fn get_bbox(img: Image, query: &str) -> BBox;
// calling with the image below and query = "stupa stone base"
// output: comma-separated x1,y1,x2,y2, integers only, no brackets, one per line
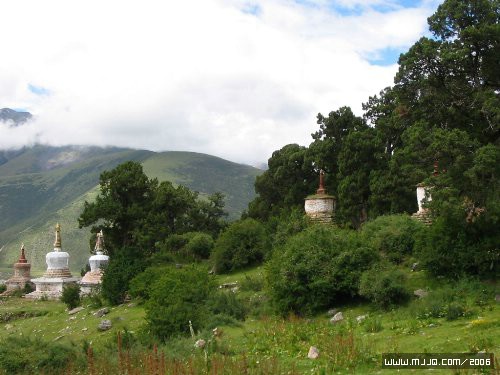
4,277,33,293
412,209,432,225
79,270,103,295
44,268,73,278
307,212,335,224
25,277,80,300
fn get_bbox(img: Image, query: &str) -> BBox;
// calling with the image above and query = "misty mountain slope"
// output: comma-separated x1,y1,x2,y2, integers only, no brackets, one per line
0,146,262,273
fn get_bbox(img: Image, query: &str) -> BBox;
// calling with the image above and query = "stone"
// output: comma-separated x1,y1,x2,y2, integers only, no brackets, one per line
411,262,419,272
94,307,109,317
68,306,85,315
82,328,88,332
98,319,112,331
327,308,338,317
219,282,238,289
69,316,76,321
212,327,222,337
330,312,343,324
414,289,428,298
356,315,367,323
308,346,320,359
194,339,206,349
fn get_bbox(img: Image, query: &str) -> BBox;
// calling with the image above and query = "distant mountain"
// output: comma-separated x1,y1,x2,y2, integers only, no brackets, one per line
0,108,32,127
0,145,262,274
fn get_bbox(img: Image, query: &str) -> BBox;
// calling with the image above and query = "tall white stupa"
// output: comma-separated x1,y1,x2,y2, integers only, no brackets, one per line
26,224,79,300
80,230,109,295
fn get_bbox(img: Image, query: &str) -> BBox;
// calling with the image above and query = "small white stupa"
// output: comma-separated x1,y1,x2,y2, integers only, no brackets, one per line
26,223,79,300
80,230,109,295
411,162,437,225
305,170,335,223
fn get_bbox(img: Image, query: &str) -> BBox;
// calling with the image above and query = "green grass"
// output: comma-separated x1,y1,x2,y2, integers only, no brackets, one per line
0,266,496,374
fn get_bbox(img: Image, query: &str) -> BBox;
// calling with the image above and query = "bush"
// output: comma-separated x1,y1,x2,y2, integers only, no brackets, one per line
0,284,6,294
0,337,82,374
359,265,410,308
239,274,264,292
145,265,215,341
61,283,81,310
361,215,424,264
267,225,378,315
184,232,214,259
129,266,167,301
101,246,147,305
207,291,246,321
212,218,269,273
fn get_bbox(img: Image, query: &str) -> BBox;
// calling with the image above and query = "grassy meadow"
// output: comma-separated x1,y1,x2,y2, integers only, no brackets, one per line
0,265,497,374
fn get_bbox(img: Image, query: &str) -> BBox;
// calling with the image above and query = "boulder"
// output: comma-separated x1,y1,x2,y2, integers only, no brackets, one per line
308,346,320,359
98,319,112,331
195,339,206,349
327,308,338,317
330,312,343,324
94,307,109,317
356,315,367,323
68,306,85,315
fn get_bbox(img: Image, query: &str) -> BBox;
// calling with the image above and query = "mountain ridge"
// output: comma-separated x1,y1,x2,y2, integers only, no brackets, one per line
0,144,262,274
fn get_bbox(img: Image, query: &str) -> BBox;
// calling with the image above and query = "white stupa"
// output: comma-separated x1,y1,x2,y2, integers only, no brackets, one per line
26,223,79,300
80,230,109,295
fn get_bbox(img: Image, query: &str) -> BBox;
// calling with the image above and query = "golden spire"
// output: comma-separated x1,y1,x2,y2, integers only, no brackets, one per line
94,230,105,253
54,223,62,249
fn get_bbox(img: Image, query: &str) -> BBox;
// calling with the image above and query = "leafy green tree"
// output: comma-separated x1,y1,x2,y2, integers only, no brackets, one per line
212,218,269,273
78,161,157,256
248,144,316,220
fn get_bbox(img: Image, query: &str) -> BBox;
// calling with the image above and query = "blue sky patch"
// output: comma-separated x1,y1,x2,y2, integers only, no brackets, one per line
28,84,50,96
242,3,261,16
365,46,405,66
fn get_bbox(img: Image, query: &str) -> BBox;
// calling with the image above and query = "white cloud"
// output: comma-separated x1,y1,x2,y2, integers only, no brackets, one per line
0,0,441,165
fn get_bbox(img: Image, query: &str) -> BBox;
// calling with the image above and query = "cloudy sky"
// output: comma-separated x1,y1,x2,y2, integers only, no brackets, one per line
0,0,442,165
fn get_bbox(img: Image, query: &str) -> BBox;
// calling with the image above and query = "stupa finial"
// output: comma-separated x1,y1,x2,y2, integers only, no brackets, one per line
19,243,27,263
54,223,62,249
433,160,439,176
95,230,105,253
316,169,326,195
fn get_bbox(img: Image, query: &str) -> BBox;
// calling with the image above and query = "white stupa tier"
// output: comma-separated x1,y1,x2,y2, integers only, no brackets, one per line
26,224,79,300
80,230,109,295
304,170,335,224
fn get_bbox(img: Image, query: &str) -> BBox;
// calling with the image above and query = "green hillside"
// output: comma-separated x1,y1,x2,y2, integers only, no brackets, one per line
0,146,262,274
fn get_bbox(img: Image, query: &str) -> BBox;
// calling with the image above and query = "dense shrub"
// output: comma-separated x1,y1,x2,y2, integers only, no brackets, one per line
212,218,269,273
61,283,81,310
0,284,6,294
267,225,378,315
415,199,499,278
207,291,246,321
145,265,215,341
102,246,147,305
0,337,81,374
239,274,264,292
184,232,214,259
361,215,424,263
359,265,410,308
129,266,167,301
